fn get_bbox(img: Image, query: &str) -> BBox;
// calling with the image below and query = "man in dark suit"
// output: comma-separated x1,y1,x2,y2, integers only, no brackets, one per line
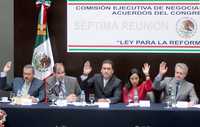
153,61,199,106
0,64,45,102
80,59,122,104
46,63,81,102
0,77,6,89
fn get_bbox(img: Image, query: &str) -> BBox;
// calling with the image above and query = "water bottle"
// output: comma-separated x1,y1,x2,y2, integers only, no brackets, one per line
133,89,139,105
133,94,139,104
171,92,176,107
58,91,64,100
80,90,85,103
167,85,173,108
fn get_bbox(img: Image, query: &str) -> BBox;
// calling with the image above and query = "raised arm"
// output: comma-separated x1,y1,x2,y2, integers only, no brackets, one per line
3,61,12,73
79,60,94,88
153,61,168,90
142,63,150,80
0,61,12,89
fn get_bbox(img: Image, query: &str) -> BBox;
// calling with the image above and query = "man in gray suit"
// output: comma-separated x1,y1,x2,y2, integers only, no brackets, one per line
0,64,45,102
80,59,121,104
153,61,199,106
46,63,81,102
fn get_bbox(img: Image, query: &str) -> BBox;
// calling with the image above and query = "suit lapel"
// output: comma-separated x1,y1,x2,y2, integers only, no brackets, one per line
64,76,70,95
28,79,34,95
18,79,24,92
103,76,113,92
49,76,57,90
99,75,104,91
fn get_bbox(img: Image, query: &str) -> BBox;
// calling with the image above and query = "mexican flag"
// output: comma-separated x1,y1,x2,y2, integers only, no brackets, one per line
32,0,54,80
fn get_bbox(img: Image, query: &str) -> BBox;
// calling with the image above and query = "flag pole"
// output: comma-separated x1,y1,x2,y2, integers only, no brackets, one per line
32,0,54,103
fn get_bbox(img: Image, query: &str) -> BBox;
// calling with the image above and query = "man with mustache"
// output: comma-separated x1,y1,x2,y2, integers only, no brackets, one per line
0,63,45,103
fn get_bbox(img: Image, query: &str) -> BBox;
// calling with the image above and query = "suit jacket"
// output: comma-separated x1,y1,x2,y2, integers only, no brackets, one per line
80,73,122,104
0,77,6,89
78,74,94,102
153,75,199,104
46,75,81,101
0,77,45,102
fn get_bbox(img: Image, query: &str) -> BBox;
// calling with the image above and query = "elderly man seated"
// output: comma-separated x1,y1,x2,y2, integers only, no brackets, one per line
153,61,199,106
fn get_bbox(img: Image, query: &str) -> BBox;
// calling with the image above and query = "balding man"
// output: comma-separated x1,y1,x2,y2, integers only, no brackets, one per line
153,62,199,106
46,63,81,102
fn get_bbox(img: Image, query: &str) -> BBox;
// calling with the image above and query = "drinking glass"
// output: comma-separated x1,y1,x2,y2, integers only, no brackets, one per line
89,94,95,104
128,93,132,105
165,100,172,109
51,98,56,106
9,92,16,103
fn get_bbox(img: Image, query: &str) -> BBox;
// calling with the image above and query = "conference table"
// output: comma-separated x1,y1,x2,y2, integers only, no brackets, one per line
1,102,200,127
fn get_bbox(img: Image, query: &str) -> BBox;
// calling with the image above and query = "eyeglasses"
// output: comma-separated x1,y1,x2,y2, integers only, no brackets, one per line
56,72,65,74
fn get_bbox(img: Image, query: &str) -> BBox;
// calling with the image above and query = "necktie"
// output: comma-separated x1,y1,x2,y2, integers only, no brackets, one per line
176,82,180,97
54,81,62,96
21,81,29,96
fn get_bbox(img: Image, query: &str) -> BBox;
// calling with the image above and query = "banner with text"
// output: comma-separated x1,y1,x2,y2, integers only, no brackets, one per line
66,0,200,53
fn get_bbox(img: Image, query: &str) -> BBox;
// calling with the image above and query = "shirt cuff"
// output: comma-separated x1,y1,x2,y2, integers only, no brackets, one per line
0,72,7,77
35,98,39,102
155,73,163,81
106,99,111,103
80,75,88,81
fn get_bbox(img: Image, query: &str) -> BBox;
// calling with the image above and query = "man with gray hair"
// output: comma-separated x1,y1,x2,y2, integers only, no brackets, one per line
153,61,199,106
0,63,45,102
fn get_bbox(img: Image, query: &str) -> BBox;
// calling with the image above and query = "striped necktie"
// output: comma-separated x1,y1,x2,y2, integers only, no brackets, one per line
54,81,62,96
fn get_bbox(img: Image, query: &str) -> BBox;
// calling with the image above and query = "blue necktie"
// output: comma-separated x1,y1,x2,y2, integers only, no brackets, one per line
176,82,180,97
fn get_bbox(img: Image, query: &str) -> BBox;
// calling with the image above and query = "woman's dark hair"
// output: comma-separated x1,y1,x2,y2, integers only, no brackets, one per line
125,68,143,90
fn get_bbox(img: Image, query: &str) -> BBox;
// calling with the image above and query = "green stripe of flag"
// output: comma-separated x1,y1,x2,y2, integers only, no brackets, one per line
34,6,48,48
34,27,49,48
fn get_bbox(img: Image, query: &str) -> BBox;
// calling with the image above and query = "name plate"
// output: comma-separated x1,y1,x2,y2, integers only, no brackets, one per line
139,100,150,107
97,102,110,108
